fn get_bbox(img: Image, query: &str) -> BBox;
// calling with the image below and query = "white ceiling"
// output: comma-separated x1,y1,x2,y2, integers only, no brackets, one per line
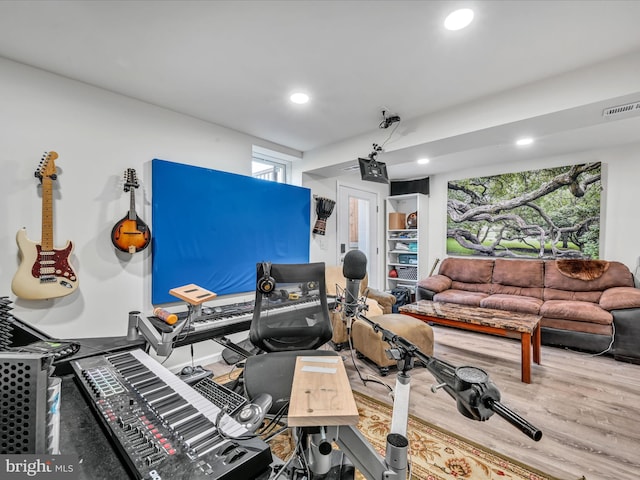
1,0,640,179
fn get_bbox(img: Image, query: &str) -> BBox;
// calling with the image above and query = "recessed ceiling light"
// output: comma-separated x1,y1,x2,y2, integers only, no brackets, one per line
444,8,474,31
515,137,534,146
290,92,310,104
417,158,430,164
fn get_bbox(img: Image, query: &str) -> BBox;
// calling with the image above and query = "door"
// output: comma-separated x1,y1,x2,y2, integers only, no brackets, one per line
337,184,379,288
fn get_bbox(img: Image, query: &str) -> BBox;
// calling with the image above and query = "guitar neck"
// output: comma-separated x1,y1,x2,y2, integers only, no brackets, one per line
41,176,54,251
128,188,136,220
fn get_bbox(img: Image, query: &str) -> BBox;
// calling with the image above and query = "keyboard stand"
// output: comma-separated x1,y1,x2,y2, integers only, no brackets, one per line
137,284,218,356
212,336,256,361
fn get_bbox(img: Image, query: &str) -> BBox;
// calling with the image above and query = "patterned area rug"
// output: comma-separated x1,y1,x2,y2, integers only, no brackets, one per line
214,371,567,480
269,391,564,480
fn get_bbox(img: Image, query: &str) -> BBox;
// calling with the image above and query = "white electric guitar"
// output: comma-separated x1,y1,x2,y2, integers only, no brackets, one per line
11,151,78,300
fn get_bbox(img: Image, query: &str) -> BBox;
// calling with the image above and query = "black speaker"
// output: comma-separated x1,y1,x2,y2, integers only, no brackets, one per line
0,352,52,454
390,177,429,196
257,262,276,295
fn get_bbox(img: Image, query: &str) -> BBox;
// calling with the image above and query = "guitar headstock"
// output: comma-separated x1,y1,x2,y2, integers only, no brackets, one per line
123,168,140,192
35,151,59,182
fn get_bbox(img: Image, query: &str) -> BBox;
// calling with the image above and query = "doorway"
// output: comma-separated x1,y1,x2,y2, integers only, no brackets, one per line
337,184,379,288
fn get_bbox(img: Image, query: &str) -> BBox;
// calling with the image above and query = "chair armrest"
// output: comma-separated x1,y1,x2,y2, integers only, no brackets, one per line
600,286,640,310
365,287,396,314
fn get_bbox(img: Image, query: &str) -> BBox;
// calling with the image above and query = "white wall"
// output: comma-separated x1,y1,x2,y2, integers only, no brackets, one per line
299,51,640,286
304,142,640,287
0,57,299,368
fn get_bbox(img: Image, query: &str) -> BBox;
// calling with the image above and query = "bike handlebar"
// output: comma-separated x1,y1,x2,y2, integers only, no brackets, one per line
486,398,542,441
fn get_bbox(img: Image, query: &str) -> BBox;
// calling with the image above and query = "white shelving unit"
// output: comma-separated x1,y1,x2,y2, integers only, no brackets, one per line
385,193,429,292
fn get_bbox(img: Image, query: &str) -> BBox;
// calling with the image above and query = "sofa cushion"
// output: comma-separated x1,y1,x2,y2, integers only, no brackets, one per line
417,274,452,293
540,300,613,325
450,281,493,294
543,288,602,303
492,283,544,299
491,259,544,298
493,259,544,288
545,260,634,292
599,286,640,310
439,258,494,284
433,290,488,306
480,294,543,315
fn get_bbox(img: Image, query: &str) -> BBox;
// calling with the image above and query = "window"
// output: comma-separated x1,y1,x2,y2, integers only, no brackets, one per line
252,146,295,184
252,158,286,182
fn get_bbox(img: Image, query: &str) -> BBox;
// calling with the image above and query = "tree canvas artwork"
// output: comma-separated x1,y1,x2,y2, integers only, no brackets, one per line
447,162,602,259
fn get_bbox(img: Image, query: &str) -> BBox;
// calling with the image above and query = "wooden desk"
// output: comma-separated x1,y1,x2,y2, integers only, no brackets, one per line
400,300,542,383
288,355,359,427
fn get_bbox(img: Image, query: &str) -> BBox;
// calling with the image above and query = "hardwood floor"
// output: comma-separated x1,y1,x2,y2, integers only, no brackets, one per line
206,326,640,480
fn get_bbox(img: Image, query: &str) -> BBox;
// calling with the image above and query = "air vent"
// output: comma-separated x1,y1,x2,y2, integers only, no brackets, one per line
602,101,640,118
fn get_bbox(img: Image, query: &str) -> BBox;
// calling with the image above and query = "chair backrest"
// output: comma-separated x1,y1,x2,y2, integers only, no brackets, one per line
324,265,369,297
250,262,333,352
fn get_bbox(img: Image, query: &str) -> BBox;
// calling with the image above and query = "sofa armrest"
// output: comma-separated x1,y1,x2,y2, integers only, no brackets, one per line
417,274,452,293
612,307,640,362
600,287,640,310
365,287,396,314
416,286,436,302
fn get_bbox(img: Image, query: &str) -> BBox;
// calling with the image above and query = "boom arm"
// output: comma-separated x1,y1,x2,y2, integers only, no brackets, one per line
358,313,543,441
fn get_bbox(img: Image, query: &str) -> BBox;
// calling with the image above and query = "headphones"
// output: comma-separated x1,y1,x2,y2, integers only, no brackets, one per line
257,262,276,295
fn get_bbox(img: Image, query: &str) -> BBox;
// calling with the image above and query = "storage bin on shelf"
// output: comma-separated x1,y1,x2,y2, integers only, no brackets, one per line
388,213,406,230
396,265,417,280
398,254,417,265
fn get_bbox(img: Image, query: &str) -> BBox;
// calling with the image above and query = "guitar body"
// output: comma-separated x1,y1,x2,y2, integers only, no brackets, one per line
111,214,151,253
12,228,78,300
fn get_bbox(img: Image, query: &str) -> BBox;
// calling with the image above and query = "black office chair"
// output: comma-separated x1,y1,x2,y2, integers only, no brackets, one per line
243,261,338,414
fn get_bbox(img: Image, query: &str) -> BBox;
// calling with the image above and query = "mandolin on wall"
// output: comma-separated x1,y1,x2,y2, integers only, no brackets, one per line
111,168,151,254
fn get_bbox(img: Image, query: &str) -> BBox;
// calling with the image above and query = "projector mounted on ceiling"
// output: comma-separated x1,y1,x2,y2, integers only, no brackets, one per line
359,143,389,184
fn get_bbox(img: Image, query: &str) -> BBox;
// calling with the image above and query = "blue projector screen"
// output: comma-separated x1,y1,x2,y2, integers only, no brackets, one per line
151,159,310,304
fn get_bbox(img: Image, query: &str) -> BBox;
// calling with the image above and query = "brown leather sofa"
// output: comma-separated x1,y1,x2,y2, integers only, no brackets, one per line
416,257,640,363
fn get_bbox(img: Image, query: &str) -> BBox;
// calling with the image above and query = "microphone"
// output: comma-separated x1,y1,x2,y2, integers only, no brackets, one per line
342,250,367,318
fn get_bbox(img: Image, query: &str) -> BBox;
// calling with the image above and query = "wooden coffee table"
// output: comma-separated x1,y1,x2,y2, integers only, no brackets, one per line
400,300,542,383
